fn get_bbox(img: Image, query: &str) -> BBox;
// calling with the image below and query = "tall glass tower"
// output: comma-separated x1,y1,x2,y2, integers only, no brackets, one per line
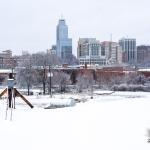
56,19,72,59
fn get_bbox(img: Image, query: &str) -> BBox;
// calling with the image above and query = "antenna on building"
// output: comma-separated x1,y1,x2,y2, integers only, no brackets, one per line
60,13,64,20
110,33,112,42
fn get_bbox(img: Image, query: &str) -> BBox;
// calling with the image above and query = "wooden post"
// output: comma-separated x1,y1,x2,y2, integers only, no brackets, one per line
8,73,13,108
0,88,7,97
14,89,34,108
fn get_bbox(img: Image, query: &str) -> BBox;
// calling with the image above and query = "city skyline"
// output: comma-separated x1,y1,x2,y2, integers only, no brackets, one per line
0,0,150,55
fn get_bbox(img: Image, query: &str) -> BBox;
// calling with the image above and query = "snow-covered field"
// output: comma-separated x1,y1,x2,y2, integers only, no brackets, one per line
0,91,150,150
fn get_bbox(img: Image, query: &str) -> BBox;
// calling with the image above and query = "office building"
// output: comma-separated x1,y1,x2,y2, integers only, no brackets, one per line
101,41,122,65
56,19,72,59
119,38,137,64
137,45,150,65
77,38,106,65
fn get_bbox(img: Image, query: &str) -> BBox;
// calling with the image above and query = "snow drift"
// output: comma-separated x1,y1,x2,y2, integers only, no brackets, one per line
45,98,76,109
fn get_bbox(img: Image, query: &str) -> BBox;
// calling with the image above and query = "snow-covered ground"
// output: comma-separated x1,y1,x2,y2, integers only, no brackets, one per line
0,91,150,150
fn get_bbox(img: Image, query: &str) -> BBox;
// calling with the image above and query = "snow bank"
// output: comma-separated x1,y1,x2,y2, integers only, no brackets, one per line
93,90,114,95
112,84,150,92
45,98,76,109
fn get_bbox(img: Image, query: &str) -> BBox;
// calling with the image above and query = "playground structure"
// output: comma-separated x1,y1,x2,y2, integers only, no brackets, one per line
0,73,33,120
0,87,34,109
0,73,33,108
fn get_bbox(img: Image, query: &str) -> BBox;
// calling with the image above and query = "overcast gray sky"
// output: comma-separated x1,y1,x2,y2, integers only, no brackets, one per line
0,0,150,55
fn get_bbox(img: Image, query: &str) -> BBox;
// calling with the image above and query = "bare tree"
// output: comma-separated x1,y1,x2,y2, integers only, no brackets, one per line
61,54,79,65
52,70,70,92
16,54,37,95
76,72,94,94
32,52,48,94
31,52,61,94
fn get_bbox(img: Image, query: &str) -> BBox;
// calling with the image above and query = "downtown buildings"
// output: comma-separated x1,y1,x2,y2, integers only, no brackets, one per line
77,38,138,66
53,18,139,66
77,38,122,65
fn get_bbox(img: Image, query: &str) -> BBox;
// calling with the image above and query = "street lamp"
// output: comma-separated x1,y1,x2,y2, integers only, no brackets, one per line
47,66,53,97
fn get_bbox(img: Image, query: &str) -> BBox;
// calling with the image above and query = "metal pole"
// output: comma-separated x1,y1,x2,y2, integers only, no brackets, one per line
91,84,93,99
49,65,52,97
91,70,94,99
43,68,46,95
12,68,13,77
50,75,52,98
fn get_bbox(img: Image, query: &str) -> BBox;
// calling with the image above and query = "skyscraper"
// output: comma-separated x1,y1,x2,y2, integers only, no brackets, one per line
119,38,137,64
56,19,72,59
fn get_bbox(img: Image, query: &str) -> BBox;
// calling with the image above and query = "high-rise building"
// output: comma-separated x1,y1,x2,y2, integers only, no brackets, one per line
56,19,72,59
137,45,150,65
77,38,106,65
101,41,122,65
119,38,137,64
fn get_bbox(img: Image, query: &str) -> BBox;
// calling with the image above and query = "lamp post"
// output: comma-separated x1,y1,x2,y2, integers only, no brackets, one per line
47,65,53,97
